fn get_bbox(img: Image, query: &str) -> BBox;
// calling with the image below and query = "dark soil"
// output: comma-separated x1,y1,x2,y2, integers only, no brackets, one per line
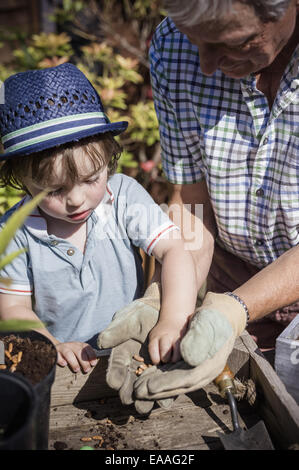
1,334,56,385
51,420,129,450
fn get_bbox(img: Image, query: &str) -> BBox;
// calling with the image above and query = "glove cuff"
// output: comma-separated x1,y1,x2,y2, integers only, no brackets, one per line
201,292,247,336
141,281,161,311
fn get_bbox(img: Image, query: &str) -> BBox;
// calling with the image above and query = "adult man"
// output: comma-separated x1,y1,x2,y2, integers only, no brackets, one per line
97,0,299,410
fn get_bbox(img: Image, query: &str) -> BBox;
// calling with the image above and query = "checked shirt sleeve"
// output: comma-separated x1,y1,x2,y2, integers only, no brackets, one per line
149,25,205,184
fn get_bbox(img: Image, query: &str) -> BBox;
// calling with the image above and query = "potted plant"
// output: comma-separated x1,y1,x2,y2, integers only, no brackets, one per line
0,193,57,450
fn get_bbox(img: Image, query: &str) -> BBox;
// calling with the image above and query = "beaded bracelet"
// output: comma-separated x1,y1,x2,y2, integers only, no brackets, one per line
224,292,250,326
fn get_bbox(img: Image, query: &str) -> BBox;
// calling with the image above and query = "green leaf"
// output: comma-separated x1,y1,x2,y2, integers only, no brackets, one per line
0,192,46,258
0,248,27,270
0,319,45,332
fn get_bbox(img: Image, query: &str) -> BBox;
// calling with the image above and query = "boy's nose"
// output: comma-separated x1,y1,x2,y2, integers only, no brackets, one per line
66,187,85,208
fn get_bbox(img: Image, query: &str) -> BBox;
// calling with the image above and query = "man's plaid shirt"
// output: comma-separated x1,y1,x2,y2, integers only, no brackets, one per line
150,17,299,268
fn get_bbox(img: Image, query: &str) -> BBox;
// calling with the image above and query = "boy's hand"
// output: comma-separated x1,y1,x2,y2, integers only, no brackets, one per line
56,341,97,373
148,320,188,365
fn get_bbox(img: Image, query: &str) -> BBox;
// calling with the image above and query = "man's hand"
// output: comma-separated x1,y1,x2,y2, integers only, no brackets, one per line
132,292,247,400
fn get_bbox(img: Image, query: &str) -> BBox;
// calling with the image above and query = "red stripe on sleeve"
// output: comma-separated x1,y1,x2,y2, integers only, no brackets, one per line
146,224,176,254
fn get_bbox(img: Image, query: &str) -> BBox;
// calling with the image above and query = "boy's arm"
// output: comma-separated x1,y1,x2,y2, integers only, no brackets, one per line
0,294,97,372
149,235,198,364
0,292,59,345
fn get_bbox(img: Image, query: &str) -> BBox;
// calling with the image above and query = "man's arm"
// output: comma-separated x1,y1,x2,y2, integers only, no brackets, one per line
234,245,299,320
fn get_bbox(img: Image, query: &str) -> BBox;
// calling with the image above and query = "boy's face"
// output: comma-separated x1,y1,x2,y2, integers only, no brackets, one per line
24,146,108,224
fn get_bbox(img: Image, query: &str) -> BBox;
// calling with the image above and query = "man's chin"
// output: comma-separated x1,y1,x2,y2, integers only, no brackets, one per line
219,60,259,78
220,66,251,79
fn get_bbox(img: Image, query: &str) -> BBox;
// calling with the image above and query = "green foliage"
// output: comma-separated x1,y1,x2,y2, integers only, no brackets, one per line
50,0,165,176
0,193,46,331
129,101,160,146
0,187,24,216
0,318,44,332
0,192,45,266
50,0,84,24
13,32,73,70
0,0,166,203
116,150,138,172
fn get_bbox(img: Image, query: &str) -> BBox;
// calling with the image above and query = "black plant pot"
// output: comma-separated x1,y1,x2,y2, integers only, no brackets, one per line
0,330,57,450
28,331,57,450
0,371,38,450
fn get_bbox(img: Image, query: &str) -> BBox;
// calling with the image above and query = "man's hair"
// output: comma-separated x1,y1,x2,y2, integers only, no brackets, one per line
163,0,292,27
0,132,121,193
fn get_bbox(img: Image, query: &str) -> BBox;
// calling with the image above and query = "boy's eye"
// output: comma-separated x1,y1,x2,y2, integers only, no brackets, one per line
86,176,99,184
48,188,63,197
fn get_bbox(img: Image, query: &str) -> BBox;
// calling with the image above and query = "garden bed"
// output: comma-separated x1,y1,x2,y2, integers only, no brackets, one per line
48,331,299,450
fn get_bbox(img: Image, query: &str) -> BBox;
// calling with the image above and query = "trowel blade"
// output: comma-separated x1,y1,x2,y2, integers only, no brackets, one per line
218,420,274,450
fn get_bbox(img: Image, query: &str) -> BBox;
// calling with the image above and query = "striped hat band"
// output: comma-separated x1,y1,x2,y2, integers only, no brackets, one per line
2,112,107,153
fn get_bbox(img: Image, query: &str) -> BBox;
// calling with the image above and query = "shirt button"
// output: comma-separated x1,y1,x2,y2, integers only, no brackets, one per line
255,188,264,197
255,239,265,247
263,137,269,145
50,240,59,246
67,248,75,256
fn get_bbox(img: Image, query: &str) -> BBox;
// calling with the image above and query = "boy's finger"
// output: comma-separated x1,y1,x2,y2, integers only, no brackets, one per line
62,350,81,373
77,354,92,373
148,338,161,365
160,337,172,363
57,351,67,367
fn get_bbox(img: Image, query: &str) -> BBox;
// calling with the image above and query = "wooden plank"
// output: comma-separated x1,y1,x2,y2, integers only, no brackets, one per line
227,334,250,379
49,383,261,450
241,332,299,449
50,353,116,407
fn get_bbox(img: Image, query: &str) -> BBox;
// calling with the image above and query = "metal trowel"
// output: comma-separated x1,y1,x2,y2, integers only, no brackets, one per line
214,365,274,450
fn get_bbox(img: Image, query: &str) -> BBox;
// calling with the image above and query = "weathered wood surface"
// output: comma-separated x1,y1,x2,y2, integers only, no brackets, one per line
275,315,299,405
49,383,261,450
50,352,115,408
49,331,299,450
240,332,299,449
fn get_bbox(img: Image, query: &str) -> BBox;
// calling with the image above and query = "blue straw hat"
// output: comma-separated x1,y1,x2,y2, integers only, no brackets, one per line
0,63,128,160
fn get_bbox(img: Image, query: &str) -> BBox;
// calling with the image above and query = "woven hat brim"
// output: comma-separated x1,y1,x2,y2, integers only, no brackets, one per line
0,121,128,160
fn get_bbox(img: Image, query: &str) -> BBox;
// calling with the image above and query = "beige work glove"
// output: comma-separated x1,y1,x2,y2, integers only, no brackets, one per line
97,282,174,414
133,292,247,400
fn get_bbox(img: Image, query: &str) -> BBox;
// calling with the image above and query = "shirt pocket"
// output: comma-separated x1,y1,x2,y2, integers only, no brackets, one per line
285,134,299,165
280,135,299,227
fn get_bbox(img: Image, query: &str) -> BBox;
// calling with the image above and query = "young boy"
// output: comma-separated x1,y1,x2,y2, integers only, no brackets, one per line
0,63,197,373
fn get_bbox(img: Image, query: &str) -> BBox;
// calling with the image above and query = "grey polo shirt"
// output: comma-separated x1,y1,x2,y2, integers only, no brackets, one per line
0,174,178,347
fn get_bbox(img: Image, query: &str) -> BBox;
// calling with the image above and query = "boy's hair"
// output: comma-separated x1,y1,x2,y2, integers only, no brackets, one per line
0,132,121,192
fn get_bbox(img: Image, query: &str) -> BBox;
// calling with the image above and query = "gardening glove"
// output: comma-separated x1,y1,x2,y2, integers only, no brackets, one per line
97,282,174,414
133,292,247,400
